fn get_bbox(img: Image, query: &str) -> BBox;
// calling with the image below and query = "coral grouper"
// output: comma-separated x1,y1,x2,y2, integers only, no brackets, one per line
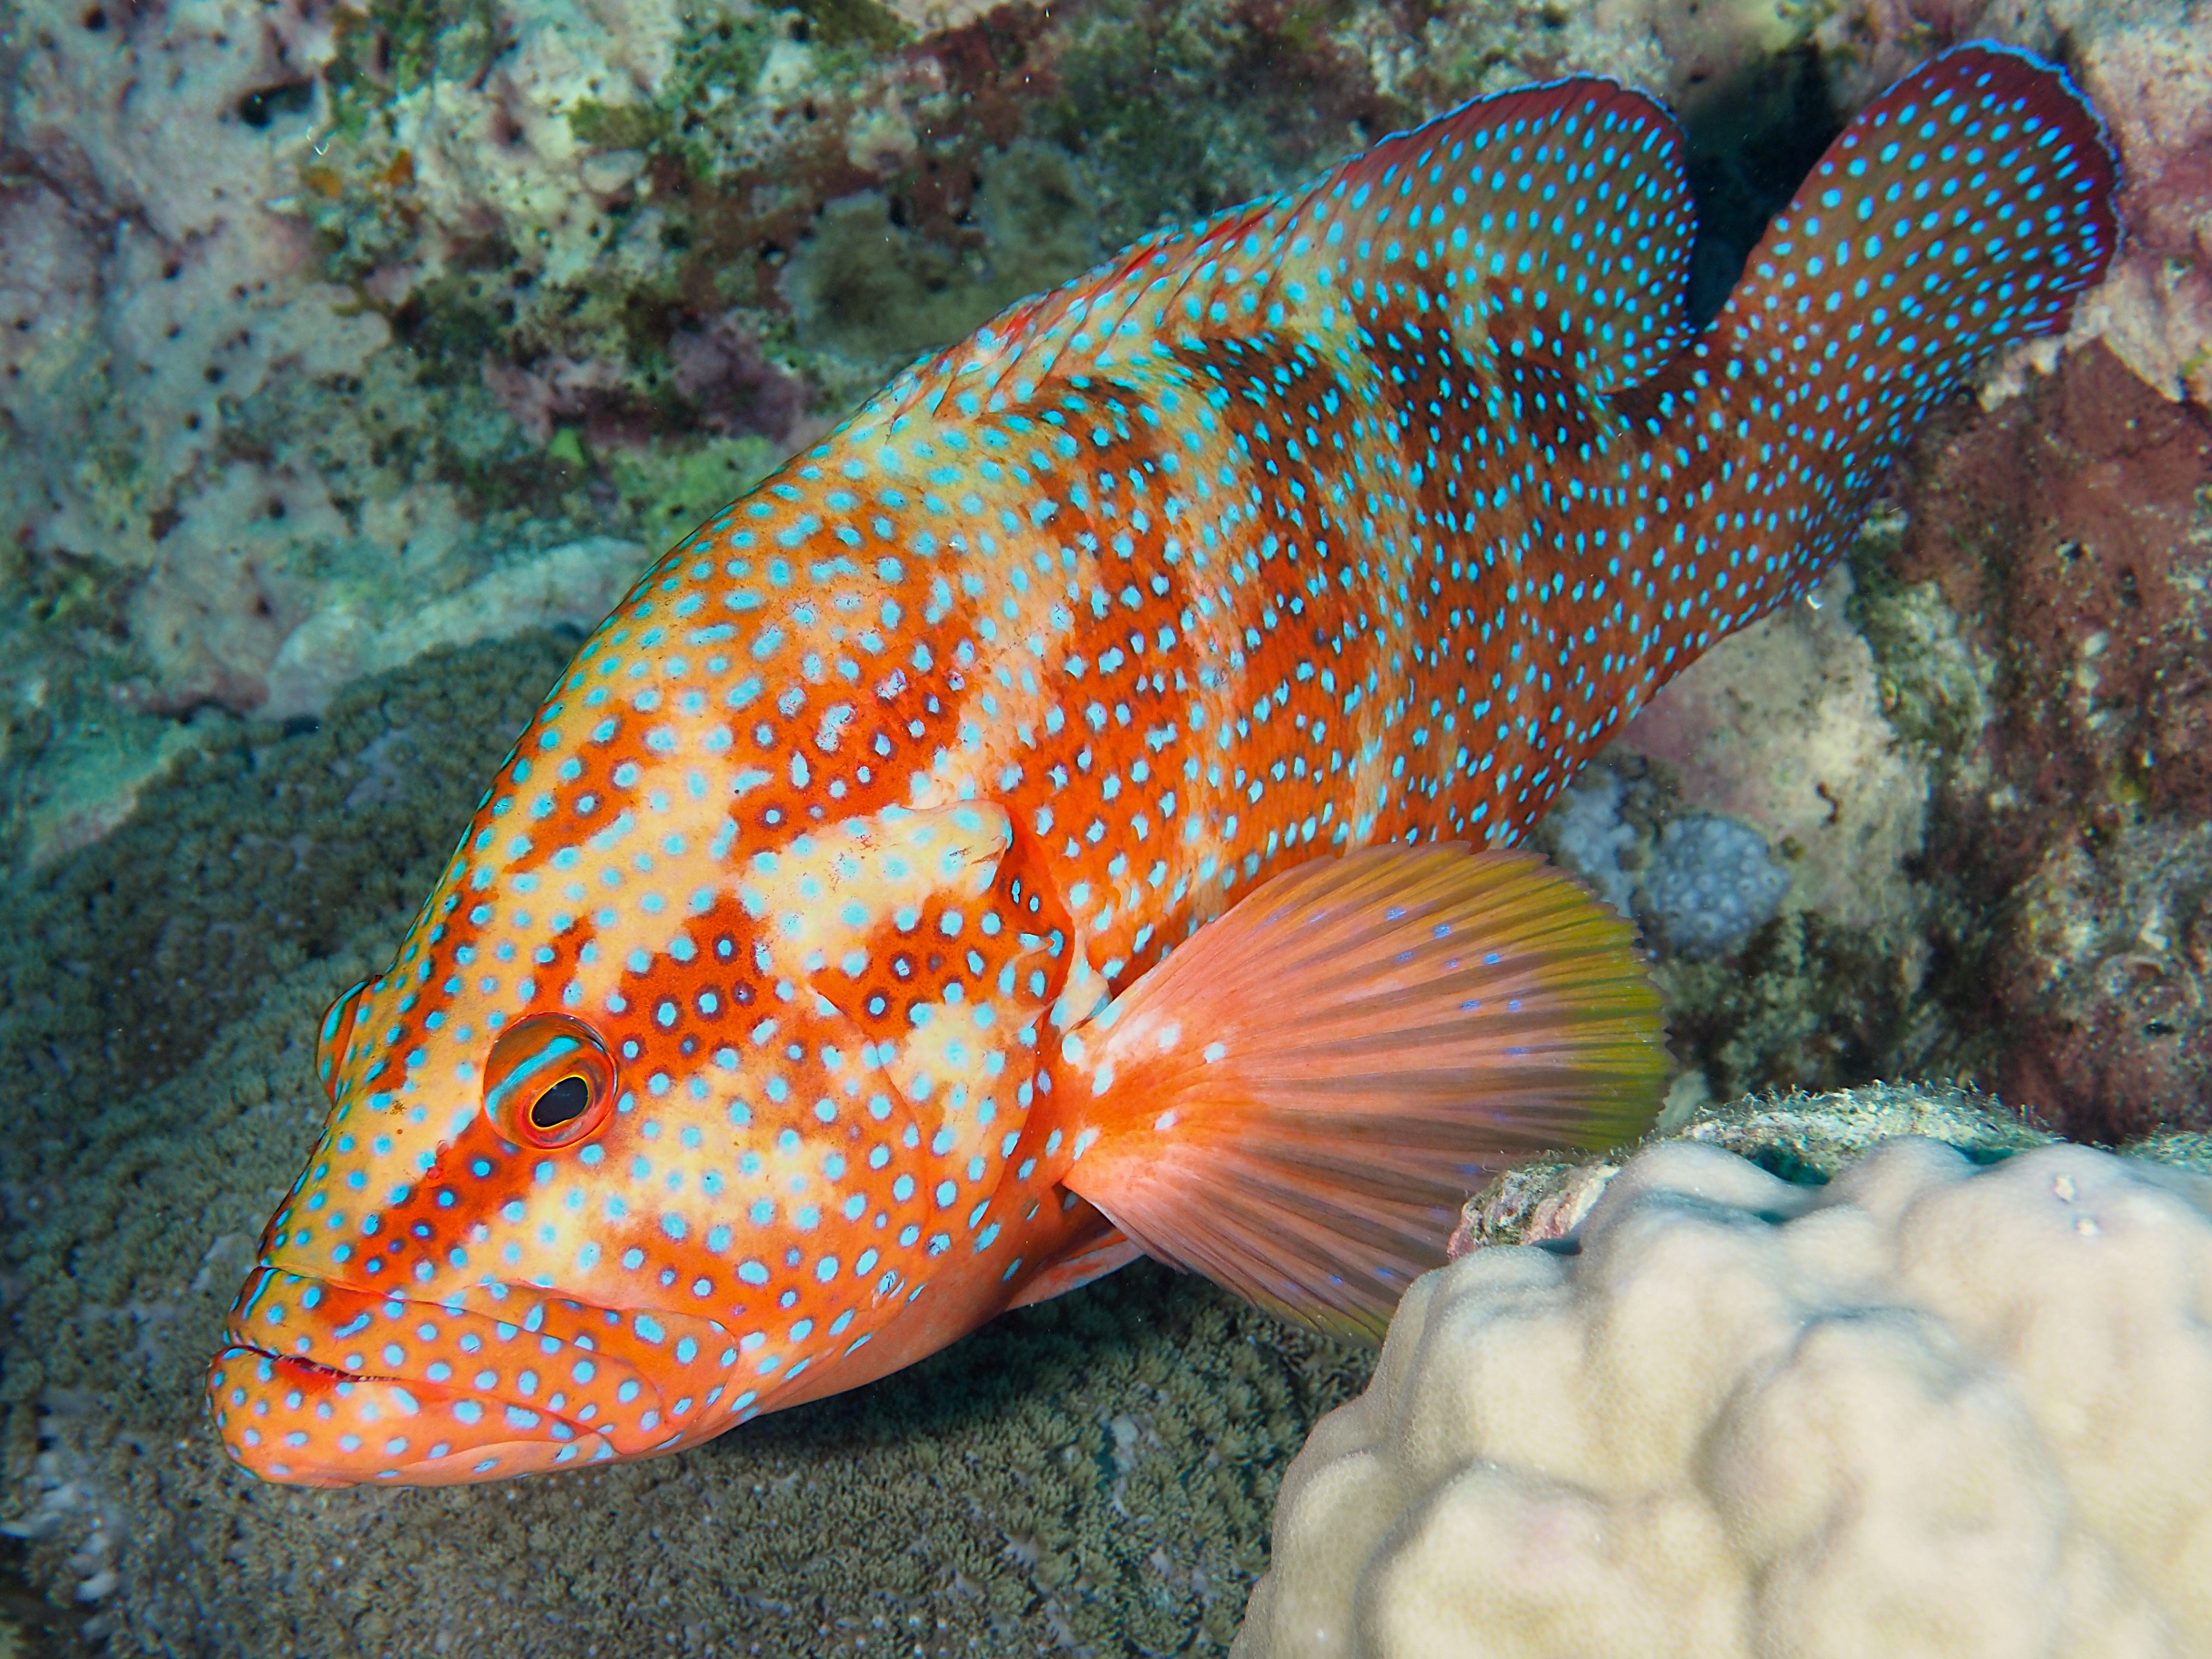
209,44,2117,1486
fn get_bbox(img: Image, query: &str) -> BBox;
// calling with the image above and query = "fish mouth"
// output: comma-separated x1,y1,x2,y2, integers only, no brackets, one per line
208,1266,734,1486
207,1342,619,1487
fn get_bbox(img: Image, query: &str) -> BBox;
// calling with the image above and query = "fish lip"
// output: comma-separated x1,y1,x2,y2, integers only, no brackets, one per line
211,1263,660,1483
218,1331,485,1408
222,1273,594,1414
207,1334,622,1486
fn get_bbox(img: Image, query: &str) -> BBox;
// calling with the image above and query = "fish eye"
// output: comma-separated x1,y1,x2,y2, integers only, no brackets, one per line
315,979,372,1105
482,1014,619,1150
531,1074,592,1130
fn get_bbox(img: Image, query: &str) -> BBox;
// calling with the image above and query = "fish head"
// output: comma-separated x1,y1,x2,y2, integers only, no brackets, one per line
207,589,1069,1487
206,819,764,1486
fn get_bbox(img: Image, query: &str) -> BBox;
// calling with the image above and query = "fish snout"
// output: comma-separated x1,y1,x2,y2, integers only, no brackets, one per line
209,1265,737,1485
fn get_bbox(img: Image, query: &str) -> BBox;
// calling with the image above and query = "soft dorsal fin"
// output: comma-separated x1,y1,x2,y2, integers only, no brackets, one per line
873,74,1696,426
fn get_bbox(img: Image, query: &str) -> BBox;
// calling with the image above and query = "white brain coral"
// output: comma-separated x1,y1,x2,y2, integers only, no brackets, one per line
1232,1138,2212,1659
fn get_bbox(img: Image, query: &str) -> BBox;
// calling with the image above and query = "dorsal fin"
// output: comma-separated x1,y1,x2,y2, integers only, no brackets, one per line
869,75,1696,426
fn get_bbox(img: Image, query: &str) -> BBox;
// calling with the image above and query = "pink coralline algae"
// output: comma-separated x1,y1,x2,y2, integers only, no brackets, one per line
1896,344,2212,1141
482,314,812,453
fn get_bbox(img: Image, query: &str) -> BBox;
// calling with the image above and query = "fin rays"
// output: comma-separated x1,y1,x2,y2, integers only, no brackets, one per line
1057,845,1666,1341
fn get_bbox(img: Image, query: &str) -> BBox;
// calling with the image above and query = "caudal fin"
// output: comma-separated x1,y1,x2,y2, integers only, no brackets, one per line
1729,43,2118,413
1611,43,2120,667
1054,847,1665,1340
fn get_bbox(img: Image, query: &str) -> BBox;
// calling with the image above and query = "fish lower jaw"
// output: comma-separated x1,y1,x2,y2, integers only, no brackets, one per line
206,1342,621,1487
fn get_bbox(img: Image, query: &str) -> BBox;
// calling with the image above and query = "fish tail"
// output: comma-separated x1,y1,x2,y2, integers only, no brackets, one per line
1047,846,1666,1341
1613,43,2119,670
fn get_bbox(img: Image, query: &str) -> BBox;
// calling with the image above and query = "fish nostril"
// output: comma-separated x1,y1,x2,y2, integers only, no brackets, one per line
529,1075,593,1132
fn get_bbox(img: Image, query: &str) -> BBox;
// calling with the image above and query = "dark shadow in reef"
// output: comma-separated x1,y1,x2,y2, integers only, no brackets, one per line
1678,46,1845,330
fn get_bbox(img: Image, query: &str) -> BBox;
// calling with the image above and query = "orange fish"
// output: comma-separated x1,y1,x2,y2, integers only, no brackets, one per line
209,43,2117,1485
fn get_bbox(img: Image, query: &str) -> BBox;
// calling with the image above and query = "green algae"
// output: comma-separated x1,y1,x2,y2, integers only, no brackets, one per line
1845,511,1994,764
0,633,1369,1656
2122,1129,2212,1174
780,142,1102,378
568,99,680,154
1670,1081,2057,1183
571,6,782,186
1654,909,1925,1102
604,434,785,547
1460,1079,2212,1257
323,0,507,140
793,0,910,53
1647,898,2004,1120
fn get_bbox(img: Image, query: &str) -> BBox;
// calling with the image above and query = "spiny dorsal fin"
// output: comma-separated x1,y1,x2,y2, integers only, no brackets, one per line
868,74,1696,430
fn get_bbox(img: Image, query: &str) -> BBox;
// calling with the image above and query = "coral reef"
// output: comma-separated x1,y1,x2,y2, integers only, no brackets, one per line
1651,903,1937,1106
1882,342,2212,1141
0,0,2207,1645
1638,814,1792,959
1531,558,1951,1105
1611,563,1931,938
1535,331,2212,1141
1237,1090,2212,1659
0,632,579,1119
1541,767,1641,918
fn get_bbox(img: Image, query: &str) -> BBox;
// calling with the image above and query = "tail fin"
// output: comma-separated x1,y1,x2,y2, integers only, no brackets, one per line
1052,847,1665,1341
1609,43,2119,665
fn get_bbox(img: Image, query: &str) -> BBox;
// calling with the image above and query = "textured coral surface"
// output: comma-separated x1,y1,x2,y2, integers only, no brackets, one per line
1243,1108,2212,1659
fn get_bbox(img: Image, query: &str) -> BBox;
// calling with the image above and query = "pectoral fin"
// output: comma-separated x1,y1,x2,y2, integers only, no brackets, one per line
1004,1204,1142,1310
1053,845,1666,1341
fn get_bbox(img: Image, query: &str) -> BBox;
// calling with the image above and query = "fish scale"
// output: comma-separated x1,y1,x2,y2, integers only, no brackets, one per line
211,44,2119,1485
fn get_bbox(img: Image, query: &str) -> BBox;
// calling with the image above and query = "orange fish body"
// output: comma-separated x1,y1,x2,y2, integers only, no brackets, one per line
210,45,2117,1485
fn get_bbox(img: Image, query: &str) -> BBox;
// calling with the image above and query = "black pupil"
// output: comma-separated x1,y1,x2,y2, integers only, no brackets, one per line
530,1075,592,1131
